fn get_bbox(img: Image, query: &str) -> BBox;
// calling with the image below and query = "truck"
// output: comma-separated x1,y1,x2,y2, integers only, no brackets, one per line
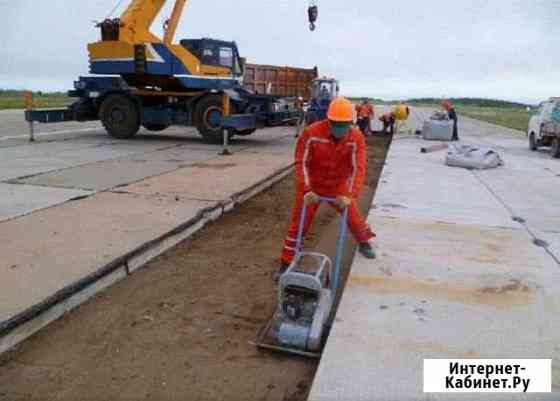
528,97,560,158
305,77,340,125
242,64,318,100
24,0,310,143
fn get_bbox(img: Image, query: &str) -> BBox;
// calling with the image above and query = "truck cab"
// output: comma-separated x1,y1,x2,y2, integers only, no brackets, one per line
528,98,560,158
180,38,244,78
306,78,339,125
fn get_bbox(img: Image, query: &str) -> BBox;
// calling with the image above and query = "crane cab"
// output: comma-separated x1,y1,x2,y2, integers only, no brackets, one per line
180,39,244,78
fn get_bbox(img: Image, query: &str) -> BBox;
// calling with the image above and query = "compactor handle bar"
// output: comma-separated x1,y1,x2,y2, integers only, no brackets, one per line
295,196,349,296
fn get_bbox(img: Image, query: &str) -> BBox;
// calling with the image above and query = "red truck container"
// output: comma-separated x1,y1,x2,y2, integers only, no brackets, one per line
243,64,318,100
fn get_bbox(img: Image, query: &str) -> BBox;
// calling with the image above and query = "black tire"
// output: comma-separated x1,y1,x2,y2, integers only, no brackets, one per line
143,124,169,132
529,132,538,151
193,95,231,143
99,94,140,139
235,128,257,136
551,137,560,159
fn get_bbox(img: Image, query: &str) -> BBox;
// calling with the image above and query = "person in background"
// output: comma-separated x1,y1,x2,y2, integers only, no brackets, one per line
273,97,377,281
379,111,396,135
355,99,374,135
294,96,305,138
442,100,459,141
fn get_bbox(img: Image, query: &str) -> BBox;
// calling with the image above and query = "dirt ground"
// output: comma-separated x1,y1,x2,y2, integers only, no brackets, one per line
0,135,391,401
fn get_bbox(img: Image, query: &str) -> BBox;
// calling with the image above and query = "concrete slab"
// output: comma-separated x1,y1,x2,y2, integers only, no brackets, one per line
13,148,216,191
311,220,558,401
0,191,212,323
0,143,156,181
310,114,560,400
0,183,92,222
120,151,292,201
374,137,516,229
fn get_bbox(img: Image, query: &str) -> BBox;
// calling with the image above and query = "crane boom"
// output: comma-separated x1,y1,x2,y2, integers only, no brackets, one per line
119,0,166,43
88,0,319,85
163,0,187,45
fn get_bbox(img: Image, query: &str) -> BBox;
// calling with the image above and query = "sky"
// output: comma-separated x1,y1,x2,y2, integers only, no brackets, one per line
0,0,558,104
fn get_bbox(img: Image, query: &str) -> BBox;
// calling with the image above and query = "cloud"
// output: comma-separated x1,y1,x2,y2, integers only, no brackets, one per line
0,0,558,103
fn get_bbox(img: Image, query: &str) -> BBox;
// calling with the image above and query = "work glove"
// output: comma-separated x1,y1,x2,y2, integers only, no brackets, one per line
335,195,352,209
303,191,319,206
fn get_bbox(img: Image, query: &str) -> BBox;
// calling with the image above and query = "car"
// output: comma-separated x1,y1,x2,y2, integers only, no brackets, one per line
527,98,560,158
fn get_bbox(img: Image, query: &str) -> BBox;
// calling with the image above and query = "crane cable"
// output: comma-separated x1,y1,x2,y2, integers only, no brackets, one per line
106,0,126,19
105,1,317,31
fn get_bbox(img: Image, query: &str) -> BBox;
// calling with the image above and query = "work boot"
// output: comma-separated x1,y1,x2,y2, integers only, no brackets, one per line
358,241,376,259
272,262,289,283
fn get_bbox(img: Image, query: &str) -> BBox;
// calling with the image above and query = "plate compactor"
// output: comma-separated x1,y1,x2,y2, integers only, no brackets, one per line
256,197,348,358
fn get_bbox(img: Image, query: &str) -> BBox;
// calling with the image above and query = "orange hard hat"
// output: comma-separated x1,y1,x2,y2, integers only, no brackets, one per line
327,97,354,122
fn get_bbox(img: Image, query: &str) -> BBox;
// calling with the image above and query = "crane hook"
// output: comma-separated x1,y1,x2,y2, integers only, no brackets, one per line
308,2,318,32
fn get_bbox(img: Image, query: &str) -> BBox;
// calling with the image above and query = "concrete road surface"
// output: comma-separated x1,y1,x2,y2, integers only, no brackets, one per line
0,111,297,221
310,108,560,400
0,112,298,352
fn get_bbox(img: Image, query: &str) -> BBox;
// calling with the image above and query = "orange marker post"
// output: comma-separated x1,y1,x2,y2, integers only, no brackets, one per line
220,93,232,156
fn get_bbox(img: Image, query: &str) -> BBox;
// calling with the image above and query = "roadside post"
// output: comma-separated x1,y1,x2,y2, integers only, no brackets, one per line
24,91,35,142
220,93,232,156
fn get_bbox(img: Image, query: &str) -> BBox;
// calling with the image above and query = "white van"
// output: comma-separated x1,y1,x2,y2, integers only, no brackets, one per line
528,98,560,158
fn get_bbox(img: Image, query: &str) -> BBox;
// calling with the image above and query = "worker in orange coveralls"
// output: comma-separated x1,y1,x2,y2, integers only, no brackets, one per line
379,111,396,135
442,99,459,141
355,99,374,135
273,97,376,281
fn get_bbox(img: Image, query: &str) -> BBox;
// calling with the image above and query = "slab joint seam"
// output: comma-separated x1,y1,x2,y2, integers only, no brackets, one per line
471,170,560,266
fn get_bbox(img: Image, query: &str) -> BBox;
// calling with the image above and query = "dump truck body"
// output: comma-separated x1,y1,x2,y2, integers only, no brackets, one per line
243,64,318,100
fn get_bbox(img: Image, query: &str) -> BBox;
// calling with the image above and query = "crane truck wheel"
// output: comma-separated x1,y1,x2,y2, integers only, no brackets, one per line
235,129,257,136
194,95,233,143
143,124,169,132
99,94,140,139
551,138,560,159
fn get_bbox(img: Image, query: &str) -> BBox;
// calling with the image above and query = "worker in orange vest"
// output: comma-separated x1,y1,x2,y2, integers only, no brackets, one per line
379,112,396,134
355,99,374,135
273,97,376,281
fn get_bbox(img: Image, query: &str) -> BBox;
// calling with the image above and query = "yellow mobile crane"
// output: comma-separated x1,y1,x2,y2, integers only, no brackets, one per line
26,0,320,142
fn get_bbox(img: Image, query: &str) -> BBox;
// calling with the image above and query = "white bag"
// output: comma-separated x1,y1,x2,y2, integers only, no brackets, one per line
445,144,504,170
423,119,453,141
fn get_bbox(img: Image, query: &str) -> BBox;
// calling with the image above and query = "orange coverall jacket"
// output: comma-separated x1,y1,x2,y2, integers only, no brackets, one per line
295,120,366,198
356,104,374,119
280,120,374,264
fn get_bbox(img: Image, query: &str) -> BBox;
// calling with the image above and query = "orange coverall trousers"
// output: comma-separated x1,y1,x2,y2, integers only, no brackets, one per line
280,191,375,264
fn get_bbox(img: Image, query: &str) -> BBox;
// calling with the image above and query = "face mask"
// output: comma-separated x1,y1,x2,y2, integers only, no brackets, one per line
330,122,350,138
